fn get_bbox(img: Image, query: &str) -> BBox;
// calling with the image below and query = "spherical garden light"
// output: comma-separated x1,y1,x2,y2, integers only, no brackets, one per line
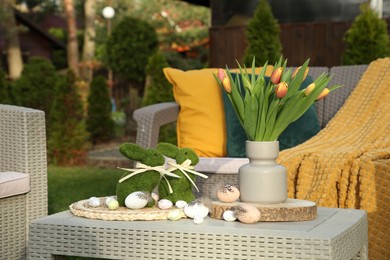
102,6,115,20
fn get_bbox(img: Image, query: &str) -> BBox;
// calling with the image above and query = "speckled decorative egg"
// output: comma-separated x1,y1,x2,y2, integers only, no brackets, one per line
223,210,237,222
235,204,261,224
167,209,182,221
175,200,188,209
88,197,100,207
217,184,240,203
184,200,209,219
158,199,173,210
125,191,149,209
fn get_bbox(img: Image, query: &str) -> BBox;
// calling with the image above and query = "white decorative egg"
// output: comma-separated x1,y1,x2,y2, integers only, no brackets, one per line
193,216,204,224
167,209,182,221
217,184,240,203
105,196,115,206
158,199,173,209
175,200,188,209
88,197,100,207
223,210,237,222
184,201,209,219
125,191,149,209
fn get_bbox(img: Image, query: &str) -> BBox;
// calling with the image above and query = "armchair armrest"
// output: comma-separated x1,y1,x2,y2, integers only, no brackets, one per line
133,102,179,148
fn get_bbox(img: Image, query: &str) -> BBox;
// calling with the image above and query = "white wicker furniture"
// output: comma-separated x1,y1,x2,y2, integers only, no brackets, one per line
0,105,47,259
28,207,367,259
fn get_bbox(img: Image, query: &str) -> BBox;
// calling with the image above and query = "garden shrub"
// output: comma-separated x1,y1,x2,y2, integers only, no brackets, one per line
143,52,177,144
342,3,390,65
243,0,282,66
104,16,159,133
12,57,59,126
105,16,158,83
48,70,90,166
0,66,11,104
86,75,115,144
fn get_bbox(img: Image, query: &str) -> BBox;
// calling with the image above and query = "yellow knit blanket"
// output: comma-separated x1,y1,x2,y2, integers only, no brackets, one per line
278,58,390,259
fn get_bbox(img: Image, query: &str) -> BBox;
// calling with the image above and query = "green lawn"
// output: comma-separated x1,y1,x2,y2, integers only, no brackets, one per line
48,166,124,214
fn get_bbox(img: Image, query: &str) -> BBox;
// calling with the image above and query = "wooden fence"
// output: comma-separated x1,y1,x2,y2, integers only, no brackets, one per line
209,19,390,68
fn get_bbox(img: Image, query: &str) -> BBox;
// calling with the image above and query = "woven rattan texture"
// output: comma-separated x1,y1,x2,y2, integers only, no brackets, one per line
133,102,179,148
28,208,367,259
0,105,48,259
278,58,390,259
69,197,186,221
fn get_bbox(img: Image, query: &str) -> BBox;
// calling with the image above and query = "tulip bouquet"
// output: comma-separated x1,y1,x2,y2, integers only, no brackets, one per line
214,57,342,141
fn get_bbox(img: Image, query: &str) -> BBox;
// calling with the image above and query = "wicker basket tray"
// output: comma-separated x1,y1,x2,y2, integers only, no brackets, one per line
69,196,186,221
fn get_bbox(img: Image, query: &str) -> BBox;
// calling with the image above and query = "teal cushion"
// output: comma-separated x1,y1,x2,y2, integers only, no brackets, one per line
223,74,320,157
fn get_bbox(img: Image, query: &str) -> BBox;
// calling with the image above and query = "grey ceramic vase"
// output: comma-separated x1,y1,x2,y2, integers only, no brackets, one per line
238,141,288,204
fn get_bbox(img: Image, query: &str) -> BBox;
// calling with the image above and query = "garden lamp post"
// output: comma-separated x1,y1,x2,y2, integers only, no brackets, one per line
102,6,116,111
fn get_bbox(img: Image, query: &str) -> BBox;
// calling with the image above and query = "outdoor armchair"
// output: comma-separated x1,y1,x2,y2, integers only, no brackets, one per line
0,105,47,259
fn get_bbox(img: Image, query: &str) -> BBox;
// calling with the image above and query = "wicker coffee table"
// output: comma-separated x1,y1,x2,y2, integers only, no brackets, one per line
28,207,367,259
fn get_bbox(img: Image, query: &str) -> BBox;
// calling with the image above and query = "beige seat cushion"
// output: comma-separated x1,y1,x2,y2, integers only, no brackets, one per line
0,172,30,198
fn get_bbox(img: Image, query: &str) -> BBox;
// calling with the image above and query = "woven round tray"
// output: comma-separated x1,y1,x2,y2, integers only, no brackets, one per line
69,196,186,221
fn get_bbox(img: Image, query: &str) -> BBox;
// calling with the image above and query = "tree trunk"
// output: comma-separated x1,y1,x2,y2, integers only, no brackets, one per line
80,0,96,82
64,0,79,77
1,0,24,80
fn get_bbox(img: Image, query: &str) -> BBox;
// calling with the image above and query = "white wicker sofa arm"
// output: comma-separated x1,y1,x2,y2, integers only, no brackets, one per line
133,102,179,148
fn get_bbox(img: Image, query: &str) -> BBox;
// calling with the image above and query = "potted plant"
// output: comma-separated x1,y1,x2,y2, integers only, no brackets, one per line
215,57,341,203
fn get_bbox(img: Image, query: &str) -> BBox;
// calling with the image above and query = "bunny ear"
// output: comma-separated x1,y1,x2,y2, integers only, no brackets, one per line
177,147,199,165
119,143,145,160
156,142,178,159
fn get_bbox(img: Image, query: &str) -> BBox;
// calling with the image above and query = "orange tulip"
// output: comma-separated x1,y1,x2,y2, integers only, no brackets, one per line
316,88,330,100
275,82,288,98
270,67,283,84
304,83,315,96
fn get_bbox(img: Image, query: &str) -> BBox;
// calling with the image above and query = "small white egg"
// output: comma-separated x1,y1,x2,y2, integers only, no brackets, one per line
175,200,188,209
88,197,100,207
184,201,209,219
217,184,240,203
158,199,173,210
107,199,119,210
125,191,149,209
223,210,237,222
167,209,182,221
105,196,115,206
193,216,204,224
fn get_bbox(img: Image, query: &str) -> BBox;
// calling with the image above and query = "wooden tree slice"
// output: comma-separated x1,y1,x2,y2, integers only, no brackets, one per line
210,198,317,222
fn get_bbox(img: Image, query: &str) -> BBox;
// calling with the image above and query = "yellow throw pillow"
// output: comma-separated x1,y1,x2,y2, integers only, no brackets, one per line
164,68,226,157
163,66,274,157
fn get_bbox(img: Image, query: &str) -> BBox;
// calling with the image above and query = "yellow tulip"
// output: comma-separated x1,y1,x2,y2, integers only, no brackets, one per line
292,66,309,80
222,77,231,93
304,83,315,96
316,88,330,100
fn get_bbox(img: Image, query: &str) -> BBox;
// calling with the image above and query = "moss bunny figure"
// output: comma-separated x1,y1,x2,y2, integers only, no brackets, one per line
116,143,176,206
157,142,208,203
